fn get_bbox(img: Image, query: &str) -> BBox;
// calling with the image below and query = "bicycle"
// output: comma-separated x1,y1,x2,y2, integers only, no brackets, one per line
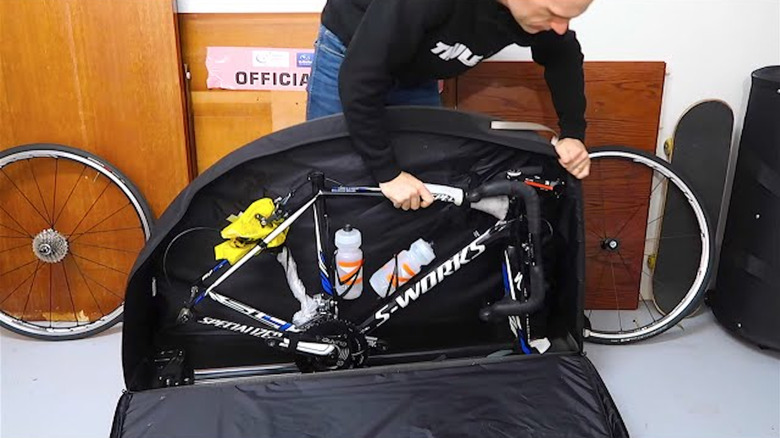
162,145,715,375
171,169,562,372
0,144,153,340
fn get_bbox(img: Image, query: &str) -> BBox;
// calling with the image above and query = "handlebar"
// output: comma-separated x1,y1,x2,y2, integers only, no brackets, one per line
468,180,547,318
424,183,465,206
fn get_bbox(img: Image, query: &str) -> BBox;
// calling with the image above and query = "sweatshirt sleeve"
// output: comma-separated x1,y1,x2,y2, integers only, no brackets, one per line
338,0,449,183
530,30,587,142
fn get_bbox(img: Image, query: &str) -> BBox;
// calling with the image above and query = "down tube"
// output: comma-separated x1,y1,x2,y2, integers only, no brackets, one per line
358,222,510,334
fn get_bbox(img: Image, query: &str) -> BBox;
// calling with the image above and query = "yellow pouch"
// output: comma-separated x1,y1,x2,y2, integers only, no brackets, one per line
214,198,288,264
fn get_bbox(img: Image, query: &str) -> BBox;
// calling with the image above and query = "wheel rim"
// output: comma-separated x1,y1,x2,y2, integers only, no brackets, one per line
583,149,711,343
0,149,151,338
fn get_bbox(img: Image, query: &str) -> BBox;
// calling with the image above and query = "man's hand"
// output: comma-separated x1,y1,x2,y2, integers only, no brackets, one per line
555,138,590,179
379,172,434,210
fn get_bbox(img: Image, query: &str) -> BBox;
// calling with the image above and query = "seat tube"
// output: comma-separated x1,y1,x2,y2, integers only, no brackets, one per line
309,172,334,297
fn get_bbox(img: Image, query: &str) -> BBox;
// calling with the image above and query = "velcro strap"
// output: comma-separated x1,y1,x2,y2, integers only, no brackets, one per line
743,152,780,198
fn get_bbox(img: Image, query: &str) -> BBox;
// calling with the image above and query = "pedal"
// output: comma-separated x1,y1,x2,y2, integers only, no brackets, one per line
265,334,336,357
176,307,193,324
366,336,389,352
265,336,288,350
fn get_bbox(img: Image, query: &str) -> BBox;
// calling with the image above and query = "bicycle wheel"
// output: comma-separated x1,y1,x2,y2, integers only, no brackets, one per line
0,144,153,340
582,146,714,344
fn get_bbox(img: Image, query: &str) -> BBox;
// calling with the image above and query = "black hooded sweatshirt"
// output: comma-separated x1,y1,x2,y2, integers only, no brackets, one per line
322,0,586,182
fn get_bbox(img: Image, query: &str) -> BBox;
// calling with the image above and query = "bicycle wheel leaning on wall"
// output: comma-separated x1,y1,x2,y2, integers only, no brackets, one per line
0,144,153,340
582,146,714,344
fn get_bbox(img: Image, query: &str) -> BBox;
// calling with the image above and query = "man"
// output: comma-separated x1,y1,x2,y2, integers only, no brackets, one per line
306,0,593,211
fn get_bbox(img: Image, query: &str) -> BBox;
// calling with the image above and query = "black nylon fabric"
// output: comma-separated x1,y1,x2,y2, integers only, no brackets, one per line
122,107,585,390
111,354,628,438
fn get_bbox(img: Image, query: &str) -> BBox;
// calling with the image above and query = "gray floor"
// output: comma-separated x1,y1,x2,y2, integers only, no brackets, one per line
0,311,778,438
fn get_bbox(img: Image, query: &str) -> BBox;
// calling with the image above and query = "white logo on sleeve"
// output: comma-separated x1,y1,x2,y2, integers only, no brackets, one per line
431,42,483,67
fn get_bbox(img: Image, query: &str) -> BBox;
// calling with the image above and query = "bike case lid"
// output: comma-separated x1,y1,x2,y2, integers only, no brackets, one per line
111,354,627,438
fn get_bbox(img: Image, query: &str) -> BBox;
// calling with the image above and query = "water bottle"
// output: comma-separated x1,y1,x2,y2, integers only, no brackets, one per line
334,225,363,300
369,239,435,298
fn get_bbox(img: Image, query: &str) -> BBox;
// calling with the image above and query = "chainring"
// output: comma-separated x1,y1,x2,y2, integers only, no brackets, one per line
294,318,368,373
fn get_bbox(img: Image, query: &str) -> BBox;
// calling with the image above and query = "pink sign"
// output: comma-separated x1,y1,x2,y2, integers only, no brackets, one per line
206,46,314,91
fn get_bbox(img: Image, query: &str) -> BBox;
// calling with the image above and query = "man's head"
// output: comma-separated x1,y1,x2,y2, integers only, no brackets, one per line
497,0,593,35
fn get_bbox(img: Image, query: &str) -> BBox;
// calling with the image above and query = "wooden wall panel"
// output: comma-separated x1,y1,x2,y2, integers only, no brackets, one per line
0,0,192,216
449,61,666,309
190,91,273,170
179,13,320,173
454,62,665,151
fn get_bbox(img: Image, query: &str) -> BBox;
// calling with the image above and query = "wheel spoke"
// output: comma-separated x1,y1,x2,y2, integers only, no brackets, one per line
609,258,623,332
646,202,692,228
0,263,39,306
28,159,53,224
52,164,87,228
1,168,52,226
586,227,605,241
52,159,58,226
48,258,53,327
616,250,659,325
0,242,32,254
67,256,106,317
596,161,609,241
67,202,136,244
60,259,81,326
69,251,128,276
611,204,644,241
645,233,701,242
0,258,37,279
65,178,112,237
70,241,139,255
0,205,33,238
69,226,143,239
20,261,43,323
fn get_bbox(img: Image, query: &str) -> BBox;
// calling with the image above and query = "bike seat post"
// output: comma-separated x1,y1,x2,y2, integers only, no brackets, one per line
308,171,326,192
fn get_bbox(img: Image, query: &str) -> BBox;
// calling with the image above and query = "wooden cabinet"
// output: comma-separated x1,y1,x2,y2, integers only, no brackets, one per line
178,13,320,173
0,0,192,216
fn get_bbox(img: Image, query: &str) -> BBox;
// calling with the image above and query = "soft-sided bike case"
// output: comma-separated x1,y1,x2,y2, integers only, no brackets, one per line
111,107,628,438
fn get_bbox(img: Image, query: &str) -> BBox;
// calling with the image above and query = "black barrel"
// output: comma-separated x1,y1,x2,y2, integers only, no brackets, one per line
711,66,780,350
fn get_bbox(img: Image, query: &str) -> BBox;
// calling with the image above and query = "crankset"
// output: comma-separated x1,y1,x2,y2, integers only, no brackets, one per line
292,318,369,373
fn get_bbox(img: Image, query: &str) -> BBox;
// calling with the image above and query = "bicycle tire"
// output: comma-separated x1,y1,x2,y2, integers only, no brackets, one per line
582,146,714,344
0,144,153,340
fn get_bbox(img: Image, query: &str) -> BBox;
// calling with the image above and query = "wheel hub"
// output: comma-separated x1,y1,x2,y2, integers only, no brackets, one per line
32,229,69,263
601,238,620,252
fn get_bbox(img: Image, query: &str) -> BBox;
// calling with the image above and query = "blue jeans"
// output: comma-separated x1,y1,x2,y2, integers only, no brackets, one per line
306,26,442,121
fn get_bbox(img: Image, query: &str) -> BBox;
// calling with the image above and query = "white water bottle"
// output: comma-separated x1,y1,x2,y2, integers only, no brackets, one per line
334,225,363,300
369,239,436,298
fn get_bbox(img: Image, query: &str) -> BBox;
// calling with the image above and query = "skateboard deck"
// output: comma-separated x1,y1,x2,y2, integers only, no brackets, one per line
653,100,733,315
